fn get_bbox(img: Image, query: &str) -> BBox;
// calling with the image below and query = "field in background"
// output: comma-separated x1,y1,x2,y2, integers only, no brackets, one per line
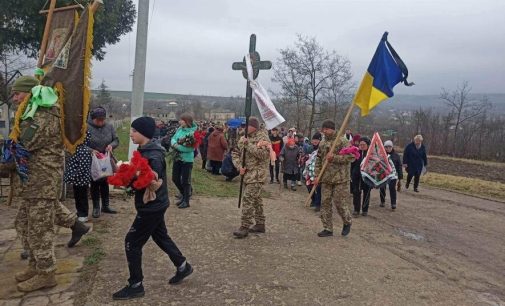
428,155,505,184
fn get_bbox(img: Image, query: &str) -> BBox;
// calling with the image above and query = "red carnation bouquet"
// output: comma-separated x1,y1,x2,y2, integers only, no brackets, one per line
108,151,156,197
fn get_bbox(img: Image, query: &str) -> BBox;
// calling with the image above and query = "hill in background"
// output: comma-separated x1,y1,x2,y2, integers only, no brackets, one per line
101,90,505,115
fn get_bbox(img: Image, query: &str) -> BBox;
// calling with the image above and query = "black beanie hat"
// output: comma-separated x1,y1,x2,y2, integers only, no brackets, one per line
321,119,336,130
312,132,322,140
131,116,156,139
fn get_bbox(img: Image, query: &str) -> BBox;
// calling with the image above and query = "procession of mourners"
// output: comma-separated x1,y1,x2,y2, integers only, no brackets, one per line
1,75,428,297
0,5,429,300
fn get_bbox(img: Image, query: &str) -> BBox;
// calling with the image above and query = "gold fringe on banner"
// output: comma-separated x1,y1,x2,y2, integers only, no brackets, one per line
60,6,93,154
9,94,32,142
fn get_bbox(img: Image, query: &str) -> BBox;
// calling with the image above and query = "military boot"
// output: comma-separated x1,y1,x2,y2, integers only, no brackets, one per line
17,271,57,292
15,263,37,282
67,220,90,248
249,224,265,233
233,226,249,238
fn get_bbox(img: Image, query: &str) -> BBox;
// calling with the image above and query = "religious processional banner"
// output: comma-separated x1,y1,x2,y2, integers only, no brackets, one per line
42,6,94,153
42,10,77,69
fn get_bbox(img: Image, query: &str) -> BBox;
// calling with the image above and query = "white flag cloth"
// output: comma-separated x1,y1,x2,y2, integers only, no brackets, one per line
245,54,285,130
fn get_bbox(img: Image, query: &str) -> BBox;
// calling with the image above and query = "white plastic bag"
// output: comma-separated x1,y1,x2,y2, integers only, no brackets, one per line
91,152,114,181
422,165,427,176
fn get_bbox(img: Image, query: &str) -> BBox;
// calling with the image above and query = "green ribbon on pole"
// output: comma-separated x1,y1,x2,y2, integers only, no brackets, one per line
21,85,58,120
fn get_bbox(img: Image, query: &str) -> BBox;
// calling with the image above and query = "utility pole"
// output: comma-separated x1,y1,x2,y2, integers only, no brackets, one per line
128,0,150,160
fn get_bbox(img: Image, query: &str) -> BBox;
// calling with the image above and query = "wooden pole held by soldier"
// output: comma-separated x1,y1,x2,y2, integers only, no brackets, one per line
90,0,104,14
37,0,57,67
37,0,102,68
304,101,356,207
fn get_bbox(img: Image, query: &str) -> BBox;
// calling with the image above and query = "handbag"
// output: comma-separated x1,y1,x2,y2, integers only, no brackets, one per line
91,152,114,181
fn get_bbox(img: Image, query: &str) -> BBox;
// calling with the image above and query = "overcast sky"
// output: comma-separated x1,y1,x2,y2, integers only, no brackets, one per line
91,0,505,97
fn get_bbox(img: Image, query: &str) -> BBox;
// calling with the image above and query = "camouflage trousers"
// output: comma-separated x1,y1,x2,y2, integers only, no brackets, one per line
320,183,352,232
14,199,76,272
241,183,265,228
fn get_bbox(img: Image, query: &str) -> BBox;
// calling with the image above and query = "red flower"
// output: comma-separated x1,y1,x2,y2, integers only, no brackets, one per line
108,151,155,190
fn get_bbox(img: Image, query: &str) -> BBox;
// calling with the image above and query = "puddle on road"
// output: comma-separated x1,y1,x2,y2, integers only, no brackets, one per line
396,228,425,241
473,292,505,306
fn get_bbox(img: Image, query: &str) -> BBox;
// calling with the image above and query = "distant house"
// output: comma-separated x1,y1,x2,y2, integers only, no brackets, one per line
144,111,177,121
205,110,235,121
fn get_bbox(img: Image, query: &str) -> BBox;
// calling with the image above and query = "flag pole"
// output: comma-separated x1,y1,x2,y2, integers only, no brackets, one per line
37,0,57,67
90,0,104,13
304,101,356,207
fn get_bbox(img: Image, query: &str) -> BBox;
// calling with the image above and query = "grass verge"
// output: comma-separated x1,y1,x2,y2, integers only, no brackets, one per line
82,234,106,266
74,219,109,305
422,172,505,202
167,160,240,198
115,123,131,162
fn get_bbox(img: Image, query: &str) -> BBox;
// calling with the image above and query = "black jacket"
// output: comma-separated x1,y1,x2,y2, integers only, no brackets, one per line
350,147,366,182
389,149,403,180
350,148,370,192
135,141,169,214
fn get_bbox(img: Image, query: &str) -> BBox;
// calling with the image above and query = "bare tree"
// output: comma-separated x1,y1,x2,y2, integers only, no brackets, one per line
272,48,308,130
0,51,35,103
273,35,353,136
440,81,491,156
323,56,353,123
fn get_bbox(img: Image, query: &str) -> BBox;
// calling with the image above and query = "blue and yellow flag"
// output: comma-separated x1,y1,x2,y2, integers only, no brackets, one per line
354,32,413,116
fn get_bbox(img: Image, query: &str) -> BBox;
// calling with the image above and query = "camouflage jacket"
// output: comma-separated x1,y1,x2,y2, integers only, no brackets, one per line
11,106,64,199
232,130,270,184
315,133,355,185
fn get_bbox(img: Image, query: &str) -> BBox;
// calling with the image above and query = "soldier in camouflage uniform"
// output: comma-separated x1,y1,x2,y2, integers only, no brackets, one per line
3,76,90,292
231,117,271,238
314,120,355,237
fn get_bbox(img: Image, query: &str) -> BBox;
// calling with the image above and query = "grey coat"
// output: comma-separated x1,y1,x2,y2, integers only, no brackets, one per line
87,119,119,153
280,145,300,175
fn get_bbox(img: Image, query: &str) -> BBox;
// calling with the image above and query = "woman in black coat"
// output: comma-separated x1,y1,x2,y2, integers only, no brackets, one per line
350,136,372,216
402,135,428,192
380,140,403,210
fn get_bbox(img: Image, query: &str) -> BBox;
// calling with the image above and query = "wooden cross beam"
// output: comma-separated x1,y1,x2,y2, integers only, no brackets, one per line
232,34,272,80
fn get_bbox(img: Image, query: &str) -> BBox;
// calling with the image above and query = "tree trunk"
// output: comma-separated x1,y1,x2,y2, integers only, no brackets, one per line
308,101,315,138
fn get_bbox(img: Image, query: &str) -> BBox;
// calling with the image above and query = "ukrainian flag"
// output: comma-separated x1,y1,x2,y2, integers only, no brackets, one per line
354,32,413,116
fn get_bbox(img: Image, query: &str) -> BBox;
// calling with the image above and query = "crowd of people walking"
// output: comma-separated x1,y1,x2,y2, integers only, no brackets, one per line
2,74,429,299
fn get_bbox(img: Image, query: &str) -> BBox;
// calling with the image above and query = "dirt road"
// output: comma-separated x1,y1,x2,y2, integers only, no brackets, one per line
83,182,505,305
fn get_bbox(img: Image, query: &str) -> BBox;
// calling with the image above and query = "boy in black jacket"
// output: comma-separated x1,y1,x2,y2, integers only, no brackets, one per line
113,117,193,300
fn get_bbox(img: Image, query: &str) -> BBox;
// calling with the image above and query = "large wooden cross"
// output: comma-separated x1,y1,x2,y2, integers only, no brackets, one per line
231,34,272,208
